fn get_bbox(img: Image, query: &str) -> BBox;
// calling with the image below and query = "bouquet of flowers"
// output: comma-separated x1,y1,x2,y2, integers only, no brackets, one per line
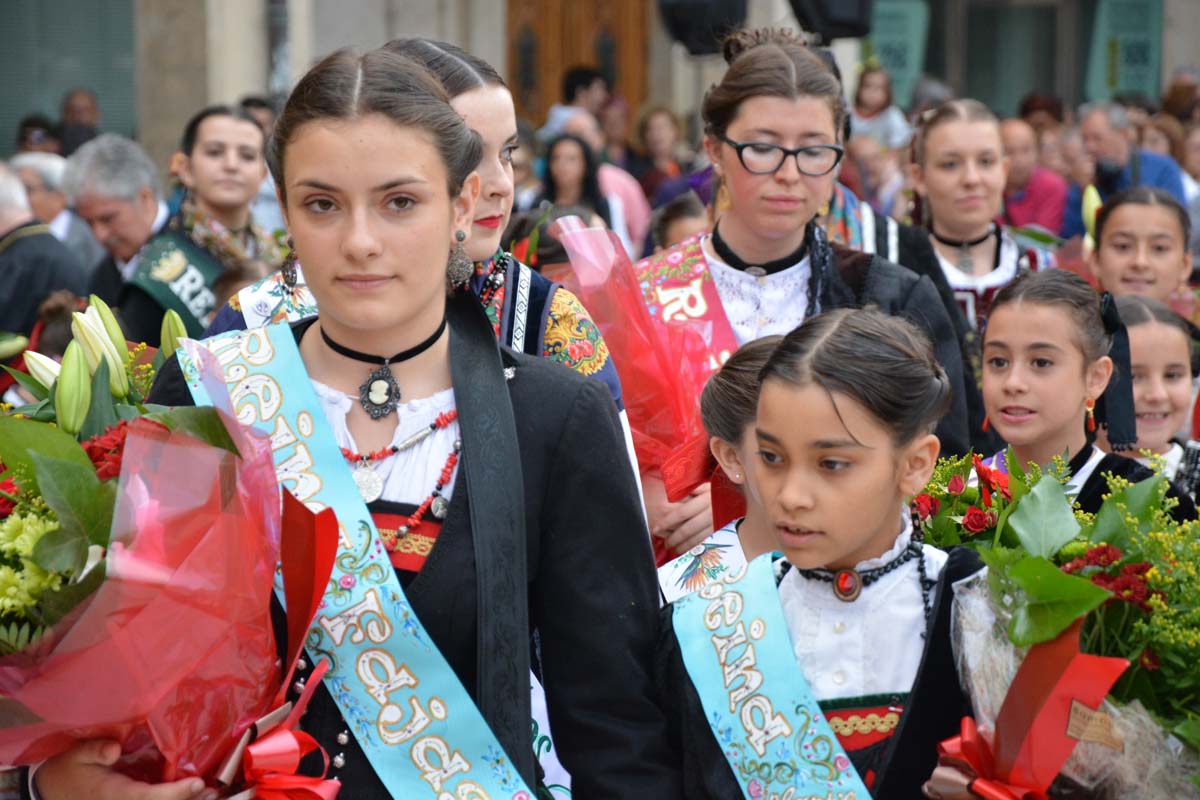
915,450,1200,797
0,297,339,797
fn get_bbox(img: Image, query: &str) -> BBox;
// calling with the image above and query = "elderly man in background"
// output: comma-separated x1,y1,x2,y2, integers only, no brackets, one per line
11,152,105,274
0,163,85,335
1062,101,1187,238
1000,118,1067,233
65,134,220,345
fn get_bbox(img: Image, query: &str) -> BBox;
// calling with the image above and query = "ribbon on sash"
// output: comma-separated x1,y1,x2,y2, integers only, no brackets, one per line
673,553,870,799
178,323,534,799
924,619,1127,799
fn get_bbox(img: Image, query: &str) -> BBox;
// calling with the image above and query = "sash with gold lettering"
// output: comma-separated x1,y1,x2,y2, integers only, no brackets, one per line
633,235,741,398
673,553,870,800
127,229,225,338
177,324,534,799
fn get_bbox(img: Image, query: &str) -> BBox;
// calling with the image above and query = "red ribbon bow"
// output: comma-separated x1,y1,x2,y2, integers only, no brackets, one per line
927,619,1128,799
218,491,343,799
242,660,341,800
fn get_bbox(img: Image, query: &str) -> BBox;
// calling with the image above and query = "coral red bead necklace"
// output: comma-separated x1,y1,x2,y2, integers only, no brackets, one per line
341,410,461,548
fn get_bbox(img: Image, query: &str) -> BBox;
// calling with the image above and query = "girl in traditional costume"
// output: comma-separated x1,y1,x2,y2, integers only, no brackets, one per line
637,27,971,556
909,99,1056,336
980,269,1196,518
657,336,779,602
1087,187,1196,322
656,308,984,798
203,39,624,420
173,105,286,278
1115,295,1196,485
34,47,681,800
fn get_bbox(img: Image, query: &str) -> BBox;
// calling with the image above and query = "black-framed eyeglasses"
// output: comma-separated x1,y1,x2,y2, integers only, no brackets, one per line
721,136,845,176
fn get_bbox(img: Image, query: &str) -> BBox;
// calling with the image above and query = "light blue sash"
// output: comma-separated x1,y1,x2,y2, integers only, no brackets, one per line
178,325,534,799
673,553,870,799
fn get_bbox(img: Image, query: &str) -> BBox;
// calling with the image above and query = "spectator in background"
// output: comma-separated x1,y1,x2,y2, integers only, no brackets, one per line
633,105,692,200
908,74,954,118
538,65,608,142
1162,70,1199,123
847,135,904,217
64,134,175,344
1038,124,1067,175
1183,124,1200,185
538,134,613,228
238,95,285,234
1018,92,1065,138
0,163,86,336
1115,91,1158,143
10,152,105,274
599,97,633,169
562,109,648,254
1143,113,1186,164
850,65,911,150
1000,117,1067,233
15,115,60,154
649,190,709,252
1062,101,1187,239
58,88,100,156
1058,125,1094,188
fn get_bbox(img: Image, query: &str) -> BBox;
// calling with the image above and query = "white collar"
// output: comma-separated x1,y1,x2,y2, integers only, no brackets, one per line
117,201,170,280
48,209,72,240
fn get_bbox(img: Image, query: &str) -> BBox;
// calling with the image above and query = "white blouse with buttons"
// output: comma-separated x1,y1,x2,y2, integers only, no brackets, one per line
311,379,461,505
778,514,948,702
700,236,814,345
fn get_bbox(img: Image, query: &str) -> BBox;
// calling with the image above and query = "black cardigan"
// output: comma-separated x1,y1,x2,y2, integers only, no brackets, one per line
144,314,684,799
824,243,972,457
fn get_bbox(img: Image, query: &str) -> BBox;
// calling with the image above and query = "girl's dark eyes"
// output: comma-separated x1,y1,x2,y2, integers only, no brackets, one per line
1032,358,1054,368
387,196,415,211
758,449,782,465
305,197,335,213
820,459,851,472
986,356,1009,368
501,146,517,163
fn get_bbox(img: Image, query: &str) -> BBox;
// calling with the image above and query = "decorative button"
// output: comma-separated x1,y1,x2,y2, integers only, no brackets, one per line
337,731,350,746
833,671,846,685
296,658,308,672
292,679,305,694
833,621,846,634
332,753,346,769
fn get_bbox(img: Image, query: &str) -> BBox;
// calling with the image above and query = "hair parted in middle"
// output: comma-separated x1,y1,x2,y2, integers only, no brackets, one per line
701,27,845,141
912,98,999,166
759,308,952,446
267,47,482,202
986,269,1110,363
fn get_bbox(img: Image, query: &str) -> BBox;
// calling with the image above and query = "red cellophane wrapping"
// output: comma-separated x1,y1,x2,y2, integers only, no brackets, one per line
0,414,282,782
549,220,709,476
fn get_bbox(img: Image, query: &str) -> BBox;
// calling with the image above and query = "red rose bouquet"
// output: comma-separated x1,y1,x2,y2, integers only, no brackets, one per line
916,450,1200,797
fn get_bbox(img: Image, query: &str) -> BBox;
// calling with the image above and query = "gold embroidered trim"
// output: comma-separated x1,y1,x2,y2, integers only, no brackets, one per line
827,711,900,736
378,529,435,556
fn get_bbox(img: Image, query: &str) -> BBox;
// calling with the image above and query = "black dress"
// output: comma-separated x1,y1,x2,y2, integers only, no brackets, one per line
654,548,983,799
143,295,684,799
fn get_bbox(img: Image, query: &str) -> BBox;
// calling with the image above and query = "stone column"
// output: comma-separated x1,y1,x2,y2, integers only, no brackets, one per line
134,0,270,186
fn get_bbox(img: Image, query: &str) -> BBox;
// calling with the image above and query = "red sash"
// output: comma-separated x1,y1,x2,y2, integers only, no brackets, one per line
633,236,743,399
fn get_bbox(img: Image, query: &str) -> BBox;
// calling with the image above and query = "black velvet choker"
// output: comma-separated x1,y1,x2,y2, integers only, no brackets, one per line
711,225,808,276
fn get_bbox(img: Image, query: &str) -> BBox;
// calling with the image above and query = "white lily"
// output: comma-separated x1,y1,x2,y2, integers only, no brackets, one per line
71,308,130,398
22,350,61,390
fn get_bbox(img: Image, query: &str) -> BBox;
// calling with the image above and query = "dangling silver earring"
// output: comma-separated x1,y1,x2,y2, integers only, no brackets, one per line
281,236,298,288
446,229,473,288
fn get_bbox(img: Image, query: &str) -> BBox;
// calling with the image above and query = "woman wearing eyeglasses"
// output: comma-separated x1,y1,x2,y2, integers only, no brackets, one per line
635,27,970,558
